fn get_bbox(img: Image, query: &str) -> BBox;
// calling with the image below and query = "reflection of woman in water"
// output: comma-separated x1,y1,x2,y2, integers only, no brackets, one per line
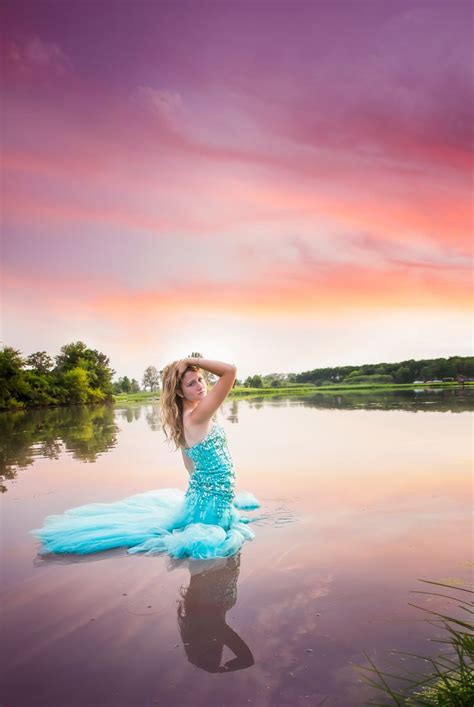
31,357,260,559
177,553,254,672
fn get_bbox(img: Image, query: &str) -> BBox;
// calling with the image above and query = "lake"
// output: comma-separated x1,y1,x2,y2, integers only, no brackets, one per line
1,387,472,706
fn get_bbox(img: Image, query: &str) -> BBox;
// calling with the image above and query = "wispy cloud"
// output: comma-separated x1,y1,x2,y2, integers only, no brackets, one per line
136,86,185,125
2,1,471,374
7,36,72,74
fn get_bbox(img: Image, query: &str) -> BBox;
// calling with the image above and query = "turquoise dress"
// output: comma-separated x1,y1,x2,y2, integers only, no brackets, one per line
30,422,260,559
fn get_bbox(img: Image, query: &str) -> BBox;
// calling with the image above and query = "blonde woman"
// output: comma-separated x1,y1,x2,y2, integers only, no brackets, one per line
31,357,260,559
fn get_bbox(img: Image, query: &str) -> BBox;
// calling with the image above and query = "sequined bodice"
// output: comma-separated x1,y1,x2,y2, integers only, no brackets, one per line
184,423,233,471
184,423,235,515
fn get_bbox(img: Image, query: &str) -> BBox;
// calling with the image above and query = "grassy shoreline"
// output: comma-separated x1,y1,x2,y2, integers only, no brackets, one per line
1,381,469,411
113,381,472,404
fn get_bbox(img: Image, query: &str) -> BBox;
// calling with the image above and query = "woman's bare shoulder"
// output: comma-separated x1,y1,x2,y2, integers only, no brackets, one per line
182,408,214,447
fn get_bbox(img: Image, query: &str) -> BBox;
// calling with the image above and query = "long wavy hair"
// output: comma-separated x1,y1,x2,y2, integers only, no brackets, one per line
160,361,201,450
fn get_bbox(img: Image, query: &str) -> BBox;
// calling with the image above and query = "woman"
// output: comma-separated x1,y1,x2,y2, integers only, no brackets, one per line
30,356,260,559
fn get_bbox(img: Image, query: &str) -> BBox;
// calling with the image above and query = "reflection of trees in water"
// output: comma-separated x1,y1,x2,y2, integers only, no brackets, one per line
177,553,254,673
0,404,119,491
226,400,239,424
145,404,161,432
246,387,473,413
117,403,161,430
118,406,142,423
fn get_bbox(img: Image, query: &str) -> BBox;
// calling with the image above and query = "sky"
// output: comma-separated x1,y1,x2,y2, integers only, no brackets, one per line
1,0,473,381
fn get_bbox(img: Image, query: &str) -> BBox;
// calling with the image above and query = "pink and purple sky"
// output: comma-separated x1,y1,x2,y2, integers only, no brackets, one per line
2,0,472,380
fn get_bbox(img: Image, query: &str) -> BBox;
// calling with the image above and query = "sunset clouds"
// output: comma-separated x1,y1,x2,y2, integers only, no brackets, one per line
2,0,472,377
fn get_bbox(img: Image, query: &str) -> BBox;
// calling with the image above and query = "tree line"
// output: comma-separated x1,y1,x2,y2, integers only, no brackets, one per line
1,343,471,410
0,341,115,409
291,356,473,387
105,353,474,394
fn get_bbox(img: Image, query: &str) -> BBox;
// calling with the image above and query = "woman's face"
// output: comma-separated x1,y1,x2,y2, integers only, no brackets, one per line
179,370,207,403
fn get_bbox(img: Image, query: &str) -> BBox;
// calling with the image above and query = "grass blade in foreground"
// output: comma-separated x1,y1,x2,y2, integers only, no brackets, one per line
354,579,474,705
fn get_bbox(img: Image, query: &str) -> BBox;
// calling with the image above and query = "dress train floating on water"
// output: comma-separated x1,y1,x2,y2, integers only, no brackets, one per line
30,424,260,560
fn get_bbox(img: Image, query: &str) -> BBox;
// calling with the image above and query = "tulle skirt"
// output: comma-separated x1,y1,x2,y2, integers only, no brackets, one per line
30,489,261,560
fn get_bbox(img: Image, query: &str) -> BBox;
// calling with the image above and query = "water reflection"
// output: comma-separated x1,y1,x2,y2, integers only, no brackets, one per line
0,404,119,491
1,391,471,705
33,546,254,674
245,386,473,412
118,406,142,423
176,553,254,673
2,388,471,494
32,546,126,566
115,399,242,429
226,400,239,424
145,405,161,431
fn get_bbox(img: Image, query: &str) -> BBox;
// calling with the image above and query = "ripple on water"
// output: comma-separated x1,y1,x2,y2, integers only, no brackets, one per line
243,500,299,527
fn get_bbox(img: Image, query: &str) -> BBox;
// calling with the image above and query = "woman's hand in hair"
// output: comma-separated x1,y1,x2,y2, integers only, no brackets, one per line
176,358,191,378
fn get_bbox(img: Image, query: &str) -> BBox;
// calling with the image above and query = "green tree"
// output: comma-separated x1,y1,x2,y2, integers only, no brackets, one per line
62,367,90,404
393,365,412,383
346,369,362,379
244,374,263,388
26,351,53,374
23,370,56,405
268,378,282,387
112,376,136,394
0,346,24,379
120,376,132,393
0,346,28,407
54,341,115,397
143,366,160,391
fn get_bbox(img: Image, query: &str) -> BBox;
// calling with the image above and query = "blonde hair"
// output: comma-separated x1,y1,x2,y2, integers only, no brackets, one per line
160,361,201,450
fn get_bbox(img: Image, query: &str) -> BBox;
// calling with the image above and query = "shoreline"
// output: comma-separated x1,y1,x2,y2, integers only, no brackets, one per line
113,380,472,404
1,381,471,412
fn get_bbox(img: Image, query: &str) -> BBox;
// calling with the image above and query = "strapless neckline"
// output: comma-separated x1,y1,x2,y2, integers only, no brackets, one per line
184,423,220,451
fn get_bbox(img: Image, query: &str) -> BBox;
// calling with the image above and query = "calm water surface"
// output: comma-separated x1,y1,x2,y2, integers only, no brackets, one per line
1,388,472,706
